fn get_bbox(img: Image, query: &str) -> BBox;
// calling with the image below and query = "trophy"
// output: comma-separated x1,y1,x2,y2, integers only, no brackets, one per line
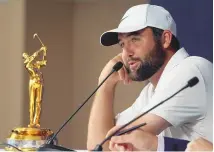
5,34,54,151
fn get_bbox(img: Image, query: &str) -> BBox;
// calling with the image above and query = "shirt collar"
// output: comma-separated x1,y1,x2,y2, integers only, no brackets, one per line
154,47,189,92
163,47,189,73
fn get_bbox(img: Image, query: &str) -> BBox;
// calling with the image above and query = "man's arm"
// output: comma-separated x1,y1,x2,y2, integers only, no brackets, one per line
87,80,171,151
109,128,190,151
128,113,171,135
106,113,171,150
109,128,158,151
87,83,115,150
87,54,131,150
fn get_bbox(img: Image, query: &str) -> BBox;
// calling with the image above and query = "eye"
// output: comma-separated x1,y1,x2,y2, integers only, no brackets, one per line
131,37,138,42
119,42,124,48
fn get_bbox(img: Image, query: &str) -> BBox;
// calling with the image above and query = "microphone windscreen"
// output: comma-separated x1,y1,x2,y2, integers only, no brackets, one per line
188,77,199,87
113,62,123,71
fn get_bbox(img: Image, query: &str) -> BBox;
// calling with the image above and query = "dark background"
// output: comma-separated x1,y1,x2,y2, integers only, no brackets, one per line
151,0,213,62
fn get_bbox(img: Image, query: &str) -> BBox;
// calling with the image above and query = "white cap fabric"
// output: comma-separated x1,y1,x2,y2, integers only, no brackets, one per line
100,4,176,46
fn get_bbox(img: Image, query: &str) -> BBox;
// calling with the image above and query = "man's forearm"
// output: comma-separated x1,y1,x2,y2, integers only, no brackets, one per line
87,84,116,150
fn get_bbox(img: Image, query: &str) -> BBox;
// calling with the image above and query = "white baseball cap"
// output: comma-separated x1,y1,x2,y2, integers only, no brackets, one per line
100,4,176,46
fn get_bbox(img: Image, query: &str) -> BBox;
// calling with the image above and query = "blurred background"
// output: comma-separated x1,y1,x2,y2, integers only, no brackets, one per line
0,0,212,150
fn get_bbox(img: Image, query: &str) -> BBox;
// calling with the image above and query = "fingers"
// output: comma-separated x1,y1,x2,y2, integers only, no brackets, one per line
118,66,132,84
106,126,130,151
123,67,132,85
109,142,131,151
118,66,125,80
109,143,124,151
114,54,131,85
107,125,134,151
109,140,116,151
115,144,126,151
99,53,132,85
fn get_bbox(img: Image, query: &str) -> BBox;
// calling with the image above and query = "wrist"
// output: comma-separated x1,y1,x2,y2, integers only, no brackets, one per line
98,77,118,88
98,80,117,92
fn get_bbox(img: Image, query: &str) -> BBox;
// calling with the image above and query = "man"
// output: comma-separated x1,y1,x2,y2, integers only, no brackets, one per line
107,126,213,151
87,4,213,150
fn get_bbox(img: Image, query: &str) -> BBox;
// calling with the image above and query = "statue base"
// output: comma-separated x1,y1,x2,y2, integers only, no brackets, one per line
5,127,54,151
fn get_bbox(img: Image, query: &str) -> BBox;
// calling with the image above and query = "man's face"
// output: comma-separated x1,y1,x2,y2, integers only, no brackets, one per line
118,28,166,81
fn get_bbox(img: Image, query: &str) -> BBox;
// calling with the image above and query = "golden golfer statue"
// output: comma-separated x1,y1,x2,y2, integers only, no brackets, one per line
23,34,47,128
6,34,54,151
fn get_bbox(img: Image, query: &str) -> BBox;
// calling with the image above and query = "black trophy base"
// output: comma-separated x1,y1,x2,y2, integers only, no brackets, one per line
37,144,75,151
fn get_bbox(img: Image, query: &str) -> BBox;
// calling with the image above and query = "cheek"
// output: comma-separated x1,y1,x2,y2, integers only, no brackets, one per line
137,43,155,58
121,53,129,67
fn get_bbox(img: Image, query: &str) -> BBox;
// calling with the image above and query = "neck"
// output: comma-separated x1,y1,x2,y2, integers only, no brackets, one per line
149,50,175,88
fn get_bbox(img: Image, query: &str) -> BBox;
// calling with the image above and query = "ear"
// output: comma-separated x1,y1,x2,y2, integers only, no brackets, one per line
161,30,172,49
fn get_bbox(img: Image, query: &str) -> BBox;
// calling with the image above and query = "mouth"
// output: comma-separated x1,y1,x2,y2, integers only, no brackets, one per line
128,61,140,72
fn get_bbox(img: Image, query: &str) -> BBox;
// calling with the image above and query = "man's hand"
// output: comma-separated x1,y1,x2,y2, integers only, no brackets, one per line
99,53,132,86
185,137,213,151
106,125,158,151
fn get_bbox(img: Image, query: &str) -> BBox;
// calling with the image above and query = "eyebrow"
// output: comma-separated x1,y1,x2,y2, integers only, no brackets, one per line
118,31,142,42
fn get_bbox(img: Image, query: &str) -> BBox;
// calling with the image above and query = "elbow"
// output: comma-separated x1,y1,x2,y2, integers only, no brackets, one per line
86,136,94,150
86,141,95,151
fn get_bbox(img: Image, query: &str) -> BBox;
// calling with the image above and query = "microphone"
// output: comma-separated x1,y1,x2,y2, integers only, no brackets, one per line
37,61,123,151
112,61,123,71
188,77,199,87
93,76,199,151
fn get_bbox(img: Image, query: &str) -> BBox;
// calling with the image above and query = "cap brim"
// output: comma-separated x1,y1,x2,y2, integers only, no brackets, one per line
100,31,118,46
100,26,147,46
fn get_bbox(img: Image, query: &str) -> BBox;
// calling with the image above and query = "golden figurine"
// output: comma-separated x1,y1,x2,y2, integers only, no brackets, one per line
6,34,54,151
23,34,47,128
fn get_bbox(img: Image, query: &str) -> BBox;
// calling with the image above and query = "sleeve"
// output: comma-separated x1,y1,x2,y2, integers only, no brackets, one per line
164,137,189,151
157,136,165,151
115,106,135,125
115,84,151,125
147,64,207,127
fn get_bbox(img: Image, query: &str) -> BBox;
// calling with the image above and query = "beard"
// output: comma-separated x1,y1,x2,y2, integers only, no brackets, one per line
125,41,166,81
